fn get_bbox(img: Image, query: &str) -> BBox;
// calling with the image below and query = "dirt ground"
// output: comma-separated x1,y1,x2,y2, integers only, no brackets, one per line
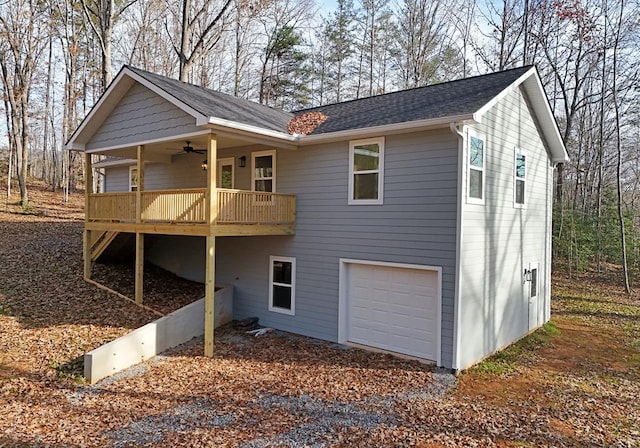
0,182,638,447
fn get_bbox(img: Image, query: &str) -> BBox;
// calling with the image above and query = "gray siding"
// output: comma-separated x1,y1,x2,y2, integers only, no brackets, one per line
86,83,200,151
215,129,459,368
457,86,553,369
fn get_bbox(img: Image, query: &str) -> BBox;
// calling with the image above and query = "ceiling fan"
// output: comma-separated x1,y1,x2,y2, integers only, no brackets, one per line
182,141,207,154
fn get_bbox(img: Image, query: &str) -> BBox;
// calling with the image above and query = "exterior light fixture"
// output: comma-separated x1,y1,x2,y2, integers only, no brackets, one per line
201,159,208,171
239,156,246,168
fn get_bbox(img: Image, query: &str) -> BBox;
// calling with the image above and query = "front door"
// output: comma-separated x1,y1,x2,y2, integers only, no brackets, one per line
217,158,235,189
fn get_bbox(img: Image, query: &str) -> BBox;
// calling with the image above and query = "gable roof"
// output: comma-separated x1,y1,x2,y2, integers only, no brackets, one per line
296,66,532,134
126,67,293,133
66,65,568,163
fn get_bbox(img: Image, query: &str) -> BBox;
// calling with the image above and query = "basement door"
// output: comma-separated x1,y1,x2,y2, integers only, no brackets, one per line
341,261,441,361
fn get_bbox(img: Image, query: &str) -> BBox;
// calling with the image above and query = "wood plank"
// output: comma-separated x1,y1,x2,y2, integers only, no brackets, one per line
83,230,91,280
85,221,211,236
204,235,215,357
135,232,144,304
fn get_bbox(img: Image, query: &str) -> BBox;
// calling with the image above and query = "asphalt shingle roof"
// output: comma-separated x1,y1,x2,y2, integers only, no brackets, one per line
128,65,533,136
294,66,533,135
127,66,294,133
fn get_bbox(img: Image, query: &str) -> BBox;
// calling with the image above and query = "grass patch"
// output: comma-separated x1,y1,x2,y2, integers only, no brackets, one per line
469,322,560,376
50,356,86,384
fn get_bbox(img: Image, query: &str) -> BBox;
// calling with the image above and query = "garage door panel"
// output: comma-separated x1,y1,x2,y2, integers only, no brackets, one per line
346,263,439,361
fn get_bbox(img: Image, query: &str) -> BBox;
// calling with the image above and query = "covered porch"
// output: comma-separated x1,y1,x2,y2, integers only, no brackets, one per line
82,132,296,357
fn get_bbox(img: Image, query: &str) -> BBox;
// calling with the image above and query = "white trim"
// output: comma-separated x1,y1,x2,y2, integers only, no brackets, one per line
514,147,527,208
251,149,276,192
269,256,296,316
128,166,138,192
93,158,137,169
217,157,235,189
206,116,297,142
338,258,442,366
85,130,214,154
348,137,385,205
299,115,475,146
466,130,486,205
127,69,209,124
473,67,536,120
529,262,539,300
451,123,466,371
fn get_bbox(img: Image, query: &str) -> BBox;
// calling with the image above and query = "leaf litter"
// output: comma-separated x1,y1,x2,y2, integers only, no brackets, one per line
0,181,638,447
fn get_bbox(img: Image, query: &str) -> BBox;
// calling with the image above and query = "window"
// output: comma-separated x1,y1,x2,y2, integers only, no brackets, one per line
515,149,526,207
252,150,276,192
467,132,485,204
530,267,538,298
269,256,295,315
349,137,384,205
129,166,138,192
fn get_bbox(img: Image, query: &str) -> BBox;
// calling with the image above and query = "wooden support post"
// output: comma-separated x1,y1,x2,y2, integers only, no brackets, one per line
83,230,91,280
204,134,218,358
84,153,93,279
135,232,144,304
204,235,216,357
134,145,145,304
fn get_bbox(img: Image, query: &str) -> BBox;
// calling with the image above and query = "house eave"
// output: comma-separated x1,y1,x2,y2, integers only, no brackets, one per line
296,114,476,145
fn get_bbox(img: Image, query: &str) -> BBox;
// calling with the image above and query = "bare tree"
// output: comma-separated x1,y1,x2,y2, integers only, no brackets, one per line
0,0,47,205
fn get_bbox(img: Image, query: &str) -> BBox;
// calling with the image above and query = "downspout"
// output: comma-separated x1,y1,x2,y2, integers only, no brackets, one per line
450,122,465,373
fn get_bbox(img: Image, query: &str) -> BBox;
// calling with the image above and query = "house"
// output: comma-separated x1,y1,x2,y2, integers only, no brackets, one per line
66,65,568,371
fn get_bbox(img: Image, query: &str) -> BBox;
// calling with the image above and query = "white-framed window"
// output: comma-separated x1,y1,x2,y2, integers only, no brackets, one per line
514,148,526,208
129,166,138,192
349,137,384,205
269,256,295,315
467,131,485,204
528,262,539,299
252,150,276,192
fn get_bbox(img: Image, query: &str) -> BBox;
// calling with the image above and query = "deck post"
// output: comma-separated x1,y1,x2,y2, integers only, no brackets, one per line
135,145,145,304
83,153,93,280
204,135,218,357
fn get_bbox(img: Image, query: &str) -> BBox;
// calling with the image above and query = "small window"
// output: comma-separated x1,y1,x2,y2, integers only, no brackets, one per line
530,267,538,298
269,256,295,315
349,137,384,205
467,132,485,204
129,166,138,192
252,150,276,192
515,149,526,207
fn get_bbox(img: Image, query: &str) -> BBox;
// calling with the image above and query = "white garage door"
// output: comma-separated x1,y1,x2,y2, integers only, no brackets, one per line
346,263,439,361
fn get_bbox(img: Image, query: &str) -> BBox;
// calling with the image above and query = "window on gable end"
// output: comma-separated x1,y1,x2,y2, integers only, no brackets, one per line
467,132,485,204
515,149,526,208
349,137,384,205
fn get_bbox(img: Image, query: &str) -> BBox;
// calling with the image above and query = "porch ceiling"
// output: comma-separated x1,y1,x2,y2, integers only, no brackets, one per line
87,133,257,159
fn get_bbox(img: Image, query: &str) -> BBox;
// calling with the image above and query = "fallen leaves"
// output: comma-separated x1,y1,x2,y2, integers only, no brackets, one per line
1,181,639,447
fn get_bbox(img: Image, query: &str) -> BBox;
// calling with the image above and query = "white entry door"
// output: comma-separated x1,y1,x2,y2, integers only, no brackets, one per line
344,262,440,361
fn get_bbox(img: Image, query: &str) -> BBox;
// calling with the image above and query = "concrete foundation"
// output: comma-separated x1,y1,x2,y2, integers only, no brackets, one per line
84,284,233,384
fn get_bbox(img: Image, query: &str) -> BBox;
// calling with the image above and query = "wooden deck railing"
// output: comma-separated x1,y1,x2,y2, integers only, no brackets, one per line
87,188,295,226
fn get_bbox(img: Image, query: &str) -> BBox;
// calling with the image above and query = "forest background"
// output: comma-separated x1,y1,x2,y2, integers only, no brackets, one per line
1,0,639,288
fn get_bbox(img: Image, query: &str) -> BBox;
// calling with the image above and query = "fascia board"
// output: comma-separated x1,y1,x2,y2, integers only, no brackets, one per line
525,74,570,163
64,69,134,149
126,69,209,124
472,67,569,164
205,116,298,143
473,67,537,119
297,114,475,145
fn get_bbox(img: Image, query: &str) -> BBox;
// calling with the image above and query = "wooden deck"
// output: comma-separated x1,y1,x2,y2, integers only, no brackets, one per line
86,188,296,236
